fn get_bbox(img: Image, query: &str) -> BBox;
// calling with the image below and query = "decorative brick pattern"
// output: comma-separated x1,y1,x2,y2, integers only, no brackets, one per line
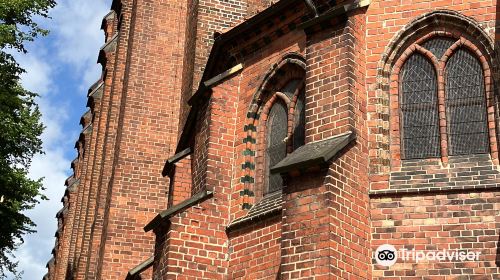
240,53,306,213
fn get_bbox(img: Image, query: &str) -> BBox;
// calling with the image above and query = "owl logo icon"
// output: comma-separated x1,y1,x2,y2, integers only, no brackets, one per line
375,244,398,267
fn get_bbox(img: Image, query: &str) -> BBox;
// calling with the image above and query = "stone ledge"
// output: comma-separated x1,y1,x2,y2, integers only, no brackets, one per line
227,191,282,231
370,184,500,198
126,256,153,279
161,147,192,176
271,131,355,175
203,63,244,88
66,179,80,193
144,190,213,232
298,0,371,30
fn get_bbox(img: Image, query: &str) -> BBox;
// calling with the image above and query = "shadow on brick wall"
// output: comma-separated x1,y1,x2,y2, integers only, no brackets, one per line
496,233,500,267
494,0,500,268
65,263,74,280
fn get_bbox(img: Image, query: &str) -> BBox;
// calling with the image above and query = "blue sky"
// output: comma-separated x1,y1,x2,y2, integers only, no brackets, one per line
7,0,112,279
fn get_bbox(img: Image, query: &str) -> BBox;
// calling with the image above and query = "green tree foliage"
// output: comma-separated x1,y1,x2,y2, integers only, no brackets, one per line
0,0,55,277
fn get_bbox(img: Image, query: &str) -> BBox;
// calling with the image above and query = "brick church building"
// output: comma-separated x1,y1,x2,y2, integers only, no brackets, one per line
45,0,500,279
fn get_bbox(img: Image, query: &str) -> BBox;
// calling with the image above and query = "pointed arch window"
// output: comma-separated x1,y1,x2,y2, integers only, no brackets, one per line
445,49,489,155
264,79,306,194
400,53,441,159
266,101,288,193
293,90,306,150
399,36,490,159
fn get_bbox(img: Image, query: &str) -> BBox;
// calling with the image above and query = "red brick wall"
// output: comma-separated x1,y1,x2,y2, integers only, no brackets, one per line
96,0,188,278
103,12,117,43
192,0,246,88
84,57,116,280
49,1,500,279
153,203,228,279
305,20,355,141
75,110,99,279
152,77,240,279
94,1,137,277
139,265,152,280
191,101,210,196
54,180,78,279
281,155,371,280
365,1,500,278
73,128,93,278
371,192,500,278
151,223,167,279
68,126,93,277
246,0,272,17
280,174,331,279
81,33,118,279
168,156,193,206
74,82,111,280
278,9,371,279
228,217,281,279
230,25,307,222
179,0,273,138
178,0,198,134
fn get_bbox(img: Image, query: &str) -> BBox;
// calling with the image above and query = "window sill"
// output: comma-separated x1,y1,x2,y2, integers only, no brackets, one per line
226,191,283,232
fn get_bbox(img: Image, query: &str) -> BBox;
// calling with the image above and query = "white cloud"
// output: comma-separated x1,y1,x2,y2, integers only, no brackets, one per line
4,52,70,280
16,52,53,95
50,0,109,89
13,147,69,280
5,0,111,279
16,50,72,149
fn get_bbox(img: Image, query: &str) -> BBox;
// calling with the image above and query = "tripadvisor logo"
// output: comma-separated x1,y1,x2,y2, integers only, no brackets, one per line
374,244,481,267
375,244,397,267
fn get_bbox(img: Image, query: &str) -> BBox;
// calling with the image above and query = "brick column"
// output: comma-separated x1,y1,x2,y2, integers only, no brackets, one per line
281,11,371,279
84,53,116,280
96,0,188,278
54,179,78,280
151,78,240,279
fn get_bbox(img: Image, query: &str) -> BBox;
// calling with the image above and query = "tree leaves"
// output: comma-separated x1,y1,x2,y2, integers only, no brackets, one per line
0,0,56,52
0,0,54,277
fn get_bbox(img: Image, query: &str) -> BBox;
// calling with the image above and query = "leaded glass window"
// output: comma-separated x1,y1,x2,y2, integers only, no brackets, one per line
282,79,302,100
398,36,492,160
266,101,288,193
293,90,305,150
421,37,456,60
445,48,489,155
400,53,441,159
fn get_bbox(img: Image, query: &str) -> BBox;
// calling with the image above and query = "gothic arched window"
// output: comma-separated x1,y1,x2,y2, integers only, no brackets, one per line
264,79,305,194
266,101,288,193
445,49,489,155
293,90,306,150
399,36,490,159
400,54,440,159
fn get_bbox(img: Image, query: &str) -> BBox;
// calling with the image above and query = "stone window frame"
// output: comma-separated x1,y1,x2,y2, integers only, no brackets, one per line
390,32,497,167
